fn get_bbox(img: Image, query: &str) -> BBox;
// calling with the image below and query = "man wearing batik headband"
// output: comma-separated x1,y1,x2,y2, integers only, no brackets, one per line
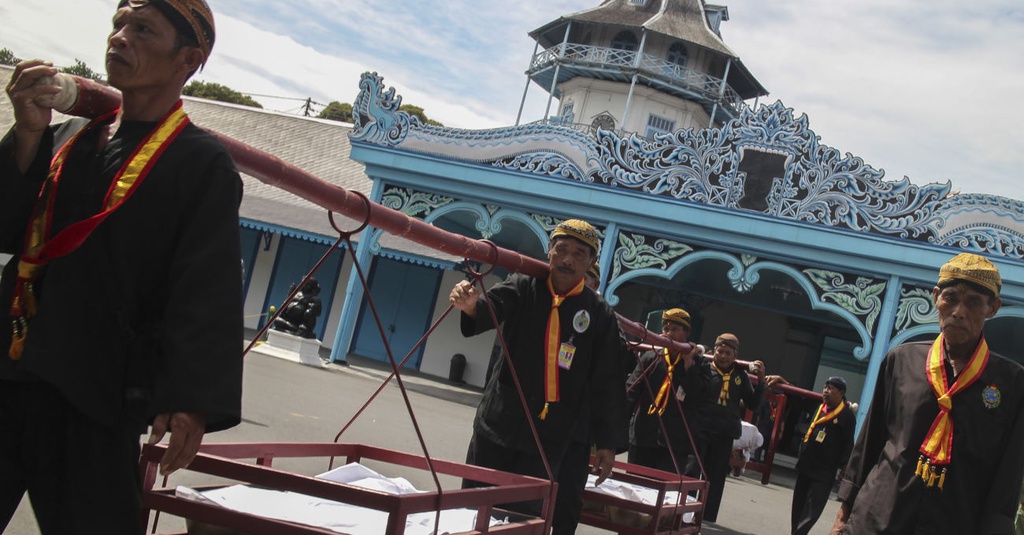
450,219,628,518
684,332,766,523
1,0,242,532
833,253,1024,535
625,308,703,473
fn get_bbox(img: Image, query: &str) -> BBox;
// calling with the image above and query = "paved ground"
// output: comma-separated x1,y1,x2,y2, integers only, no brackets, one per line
7,350,841,535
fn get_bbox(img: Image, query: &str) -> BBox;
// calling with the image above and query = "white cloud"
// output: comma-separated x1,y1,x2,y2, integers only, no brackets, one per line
3,0,1022,198
724,0,1024,197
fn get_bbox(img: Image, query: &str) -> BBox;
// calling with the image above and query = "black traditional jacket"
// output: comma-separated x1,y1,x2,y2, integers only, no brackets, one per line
462,273,628,460
838,342,1024,535
0,117,244,432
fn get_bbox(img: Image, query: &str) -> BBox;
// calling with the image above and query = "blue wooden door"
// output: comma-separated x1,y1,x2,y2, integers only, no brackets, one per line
261,238,342,340
240,227,261,298
352,258,441,369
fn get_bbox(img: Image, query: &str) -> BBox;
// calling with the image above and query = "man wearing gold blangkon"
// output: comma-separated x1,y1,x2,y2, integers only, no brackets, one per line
832,253,1024,535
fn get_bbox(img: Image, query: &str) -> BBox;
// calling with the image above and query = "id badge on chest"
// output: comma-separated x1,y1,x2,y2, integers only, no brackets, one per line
558,342,576,370
815,428,827,443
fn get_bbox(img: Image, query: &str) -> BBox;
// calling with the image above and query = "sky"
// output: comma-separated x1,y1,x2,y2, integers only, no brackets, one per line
3,0,1023,199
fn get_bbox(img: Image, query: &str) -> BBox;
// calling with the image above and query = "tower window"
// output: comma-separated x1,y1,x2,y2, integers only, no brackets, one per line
560,103,575,124
645,114,676,137
611,30,638,51
667,42,689,67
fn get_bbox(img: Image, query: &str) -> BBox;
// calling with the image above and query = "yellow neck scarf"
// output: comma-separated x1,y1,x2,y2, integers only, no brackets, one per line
712,362,733,406
803,402,845,443
540,276,585,419
648,348,682,415
916,334,989,490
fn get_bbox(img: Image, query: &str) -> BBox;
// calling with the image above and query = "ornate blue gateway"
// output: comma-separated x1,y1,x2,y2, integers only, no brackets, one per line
347,72,1023,427
353,73,1024,260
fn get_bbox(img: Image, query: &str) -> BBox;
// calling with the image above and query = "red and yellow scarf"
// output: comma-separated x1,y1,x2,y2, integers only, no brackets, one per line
915,334,989,489
539,276,585,419
648,348,681,416
9,102,190,359
803,402,845,443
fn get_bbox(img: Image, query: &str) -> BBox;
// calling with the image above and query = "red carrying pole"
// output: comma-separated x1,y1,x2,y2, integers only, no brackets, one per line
211,133,545,280
58,77,693,354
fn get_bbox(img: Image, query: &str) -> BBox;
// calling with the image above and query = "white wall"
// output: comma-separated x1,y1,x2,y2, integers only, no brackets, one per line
418,270,504,387
243,234,279,330
558,78,710,135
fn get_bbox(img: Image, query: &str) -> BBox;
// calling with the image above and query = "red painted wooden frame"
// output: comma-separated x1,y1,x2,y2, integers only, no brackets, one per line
579,460,708,535
729,392,789,485
140,442,553,535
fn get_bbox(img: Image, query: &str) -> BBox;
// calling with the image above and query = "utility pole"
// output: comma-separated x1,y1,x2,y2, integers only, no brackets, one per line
302,97,313,117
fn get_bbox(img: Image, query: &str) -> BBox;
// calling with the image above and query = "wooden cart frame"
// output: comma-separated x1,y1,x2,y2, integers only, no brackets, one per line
729,392,789,485
140,442,553,535
579,459,708,535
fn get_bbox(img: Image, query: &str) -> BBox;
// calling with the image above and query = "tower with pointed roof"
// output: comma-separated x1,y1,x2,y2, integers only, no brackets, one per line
520,0,767,136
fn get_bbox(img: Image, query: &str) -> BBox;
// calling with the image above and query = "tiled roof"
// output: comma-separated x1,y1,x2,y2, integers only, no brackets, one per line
538,0,732,56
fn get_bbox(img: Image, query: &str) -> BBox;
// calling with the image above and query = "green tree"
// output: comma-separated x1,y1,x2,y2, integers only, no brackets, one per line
0,48,21,66
183,80,263,108
399,104,444,127
317,101,353,122
59,58,103,81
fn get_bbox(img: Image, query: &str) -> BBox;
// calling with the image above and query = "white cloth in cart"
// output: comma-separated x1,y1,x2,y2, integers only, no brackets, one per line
176,462,506,535
584,474,695,523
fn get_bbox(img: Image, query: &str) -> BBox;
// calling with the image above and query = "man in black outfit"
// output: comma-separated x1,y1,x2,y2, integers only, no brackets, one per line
626,308,702,473
0,1,243,533
790,376,855,535
685,333,765,523
450,219,627,518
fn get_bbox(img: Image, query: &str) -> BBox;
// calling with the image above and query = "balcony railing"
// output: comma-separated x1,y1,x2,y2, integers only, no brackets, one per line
533,117,628,139
529,42,747,116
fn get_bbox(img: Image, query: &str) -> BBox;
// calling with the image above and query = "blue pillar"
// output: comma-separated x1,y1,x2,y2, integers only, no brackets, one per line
854,274,902,435
597,222,619,295
328,180,385,363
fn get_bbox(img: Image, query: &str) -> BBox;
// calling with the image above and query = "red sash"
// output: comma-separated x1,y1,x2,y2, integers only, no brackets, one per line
9,101,190,359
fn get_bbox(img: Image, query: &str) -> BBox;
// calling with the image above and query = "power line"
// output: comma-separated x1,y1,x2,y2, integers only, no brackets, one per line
240,92,326,117
241,92,310,102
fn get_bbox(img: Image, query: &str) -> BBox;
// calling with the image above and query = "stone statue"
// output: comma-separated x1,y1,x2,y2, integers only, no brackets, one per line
271,278,323,339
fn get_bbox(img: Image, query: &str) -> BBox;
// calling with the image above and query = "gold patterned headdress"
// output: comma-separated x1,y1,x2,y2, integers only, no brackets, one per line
550,219,600,256
938,253,1001,298
662,308,691,329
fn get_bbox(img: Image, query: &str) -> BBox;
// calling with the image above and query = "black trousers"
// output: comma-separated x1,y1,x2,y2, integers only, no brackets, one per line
551,440,590,535
464,432,563,519
0,379,144,535
685,432,733,523
628,444,689,474
790,472,833,535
